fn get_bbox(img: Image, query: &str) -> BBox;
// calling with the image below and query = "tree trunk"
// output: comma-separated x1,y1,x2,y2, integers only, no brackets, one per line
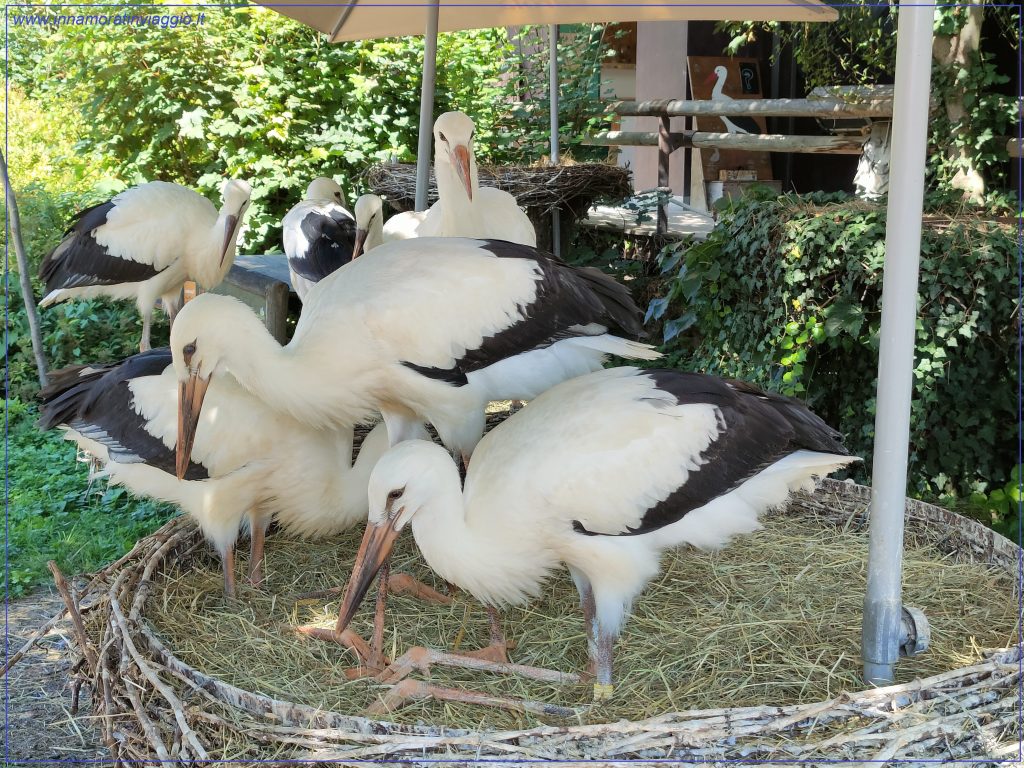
932,1,987,202
0,149,49,387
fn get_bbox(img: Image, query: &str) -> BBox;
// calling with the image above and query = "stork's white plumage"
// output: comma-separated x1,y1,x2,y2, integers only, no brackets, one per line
283,178,357,302
39,180,252,351
335,366,858,706
352,194,386,258
170,237,659,470
707,66,763,135
384,112,537,246
38,349,390,597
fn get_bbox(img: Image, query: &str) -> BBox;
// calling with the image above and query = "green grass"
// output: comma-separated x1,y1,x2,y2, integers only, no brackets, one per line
6,398,175,598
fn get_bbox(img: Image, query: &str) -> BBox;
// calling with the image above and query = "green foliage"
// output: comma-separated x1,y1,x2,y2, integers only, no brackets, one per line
6,399,175,597
647,193,1017,528
8,6,616,254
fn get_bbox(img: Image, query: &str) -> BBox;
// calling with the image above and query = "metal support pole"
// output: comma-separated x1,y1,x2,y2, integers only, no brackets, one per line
862,2,935,687
414,4,440,211
548,24,561,257
656,116,671,236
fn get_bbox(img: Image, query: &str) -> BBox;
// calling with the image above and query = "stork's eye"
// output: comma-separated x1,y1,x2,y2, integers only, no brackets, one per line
439,131,448,143
335,192,342,200
183,342,196,356
387,488,403,502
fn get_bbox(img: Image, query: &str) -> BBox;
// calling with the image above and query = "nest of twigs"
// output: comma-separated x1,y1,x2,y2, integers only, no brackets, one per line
53,448,1020,763
364,161,632,218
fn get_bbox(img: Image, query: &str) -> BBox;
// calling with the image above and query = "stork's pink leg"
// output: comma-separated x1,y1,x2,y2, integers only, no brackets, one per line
248,522,267,588
139,311,153,353
221,545,236,598
458,605,509,664
377,645,580,686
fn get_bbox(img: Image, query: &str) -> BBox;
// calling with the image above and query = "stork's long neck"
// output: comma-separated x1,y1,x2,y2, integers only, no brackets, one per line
191,210,239,288
366,211,385,252
216,314,354,429
435,155,481,230
710,73,727,101
410,458,552,607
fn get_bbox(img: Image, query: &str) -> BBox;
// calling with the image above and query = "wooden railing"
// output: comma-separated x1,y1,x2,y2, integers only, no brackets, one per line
585,94,897,235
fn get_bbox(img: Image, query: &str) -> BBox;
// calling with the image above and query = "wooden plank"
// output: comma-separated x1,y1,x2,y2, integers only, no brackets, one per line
609,97,894,118
1007,138,1021,158
585,131,865,155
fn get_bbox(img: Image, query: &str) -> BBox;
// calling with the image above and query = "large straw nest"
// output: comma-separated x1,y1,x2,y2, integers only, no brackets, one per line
59,422,1020,764
364,161,632,217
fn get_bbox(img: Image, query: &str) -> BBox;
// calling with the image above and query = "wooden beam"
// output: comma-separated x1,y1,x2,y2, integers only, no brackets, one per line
586,131,866,155
608,97,893,119
1007,138,1021,158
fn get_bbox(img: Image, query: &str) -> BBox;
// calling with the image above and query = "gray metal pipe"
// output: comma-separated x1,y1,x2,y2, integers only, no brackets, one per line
548,24,561,257
414,4,440,212
862,2,935,687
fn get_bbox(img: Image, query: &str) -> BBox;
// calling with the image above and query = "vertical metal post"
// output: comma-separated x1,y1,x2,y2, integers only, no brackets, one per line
862,2,935,686
414,3,440,212
548,24,561,257
656,116,671,236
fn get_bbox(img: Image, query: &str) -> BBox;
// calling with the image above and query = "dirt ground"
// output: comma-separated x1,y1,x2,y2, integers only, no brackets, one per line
4,588,108,765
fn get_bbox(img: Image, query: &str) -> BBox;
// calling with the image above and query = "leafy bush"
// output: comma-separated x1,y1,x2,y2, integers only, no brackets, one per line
6,399,175,597
646,192,1017,531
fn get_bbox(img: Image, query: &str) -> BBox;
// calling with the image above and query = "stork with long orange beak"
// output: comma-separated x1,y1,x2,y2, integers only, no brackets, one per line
375,112,537,248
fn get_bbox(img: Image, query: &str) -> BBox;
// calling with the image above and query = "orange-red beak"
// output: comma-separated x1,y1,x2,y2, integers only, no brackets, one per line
336,520,401,633
352,228,368,259
705,71,719,85
220,214,239,267
176,372,210,479
452,145,473,201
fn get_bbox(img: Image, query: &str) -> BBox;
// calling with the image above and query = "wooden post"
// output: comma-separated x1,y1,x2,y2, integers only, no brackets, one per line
657,116,671,235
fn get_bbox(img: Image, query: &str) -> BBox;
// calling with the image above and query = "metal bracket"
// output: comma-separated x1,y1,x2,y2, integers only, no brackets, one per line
899,605,931,657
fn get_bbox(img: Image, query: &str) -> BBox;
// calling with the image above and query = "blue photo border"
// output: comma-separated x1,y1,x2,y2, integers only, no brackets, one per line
4,2,1022,763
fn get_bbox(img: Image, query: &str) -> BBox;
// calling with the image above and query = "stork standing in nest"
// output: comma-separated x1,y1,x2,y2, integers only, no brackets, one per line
38,180,252,351
379,112,537,248
333,366,857,713
37,349,397,598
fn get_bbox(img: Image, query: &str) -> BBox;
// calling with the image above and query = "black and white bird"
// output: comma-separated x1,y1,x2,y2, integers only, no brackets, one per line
39,180,252,351
383,112,537,246
38,349,392,597
283,177,357,302
706,65,763,135
170,237,660,476
333,366,858,708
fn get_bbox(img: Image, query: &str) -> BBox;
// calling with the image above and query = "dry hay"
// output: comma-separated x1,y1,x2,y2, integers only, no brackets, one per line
57,473,1020,763
364,161,632,217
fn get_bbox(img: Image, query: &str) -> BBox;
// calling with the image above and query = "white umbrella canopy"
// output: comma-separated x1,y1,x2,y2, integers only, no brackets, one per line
264,0,837,42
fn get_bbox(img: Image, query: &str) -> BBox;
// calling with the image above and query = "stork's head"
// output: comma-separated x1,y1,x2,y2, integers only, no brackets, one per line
305,176,344,204
432,111,477,201
352,194,383,258
335,440,454,632
218,179,252,267
705,65,728,86
170,293,241,479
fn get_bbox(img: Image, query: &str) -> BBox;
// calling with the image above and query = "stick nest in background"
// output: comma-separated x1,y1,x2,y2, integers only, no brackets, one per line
57,449,1020,763
363,161,632,217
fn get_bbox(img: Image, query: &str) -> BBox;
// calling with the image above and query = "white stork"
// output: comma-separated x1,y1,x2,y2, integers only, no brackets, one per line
38,348,392,598
385,112,537,246
333,366,858,710
352,194,386,258
39,180,252,351
706,66,763,135
170,237,660,478
283,178,357,302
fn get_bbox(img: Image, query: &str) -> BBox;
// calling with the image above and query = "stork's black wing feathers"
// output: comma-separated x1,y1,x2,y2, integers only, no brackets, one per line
39,200,161,292
451,240,643,374
38,348,209,480
287,210,356,283
573,370,849,537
